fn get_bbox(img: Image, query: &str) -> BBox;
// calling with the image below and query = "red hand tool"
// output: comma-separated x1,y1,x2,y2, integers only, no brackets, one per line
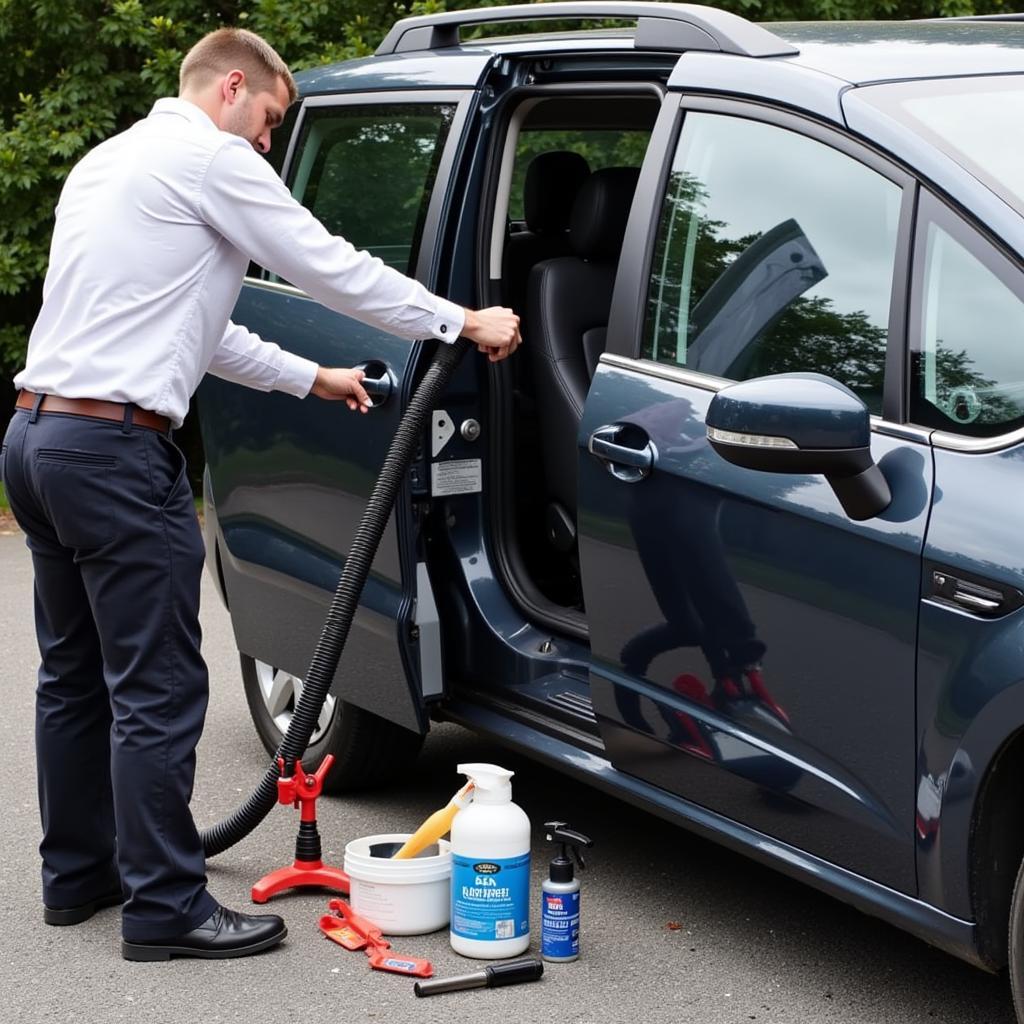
319,898,433,977
251,756,350,903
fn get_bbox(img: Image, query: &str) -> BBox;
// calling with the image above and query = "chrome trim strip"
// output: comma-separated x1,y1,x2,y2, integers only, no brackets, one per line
597,353,937,444
242,276,308,299
931,425,1024,453
870,419,933,444
599,352,730,392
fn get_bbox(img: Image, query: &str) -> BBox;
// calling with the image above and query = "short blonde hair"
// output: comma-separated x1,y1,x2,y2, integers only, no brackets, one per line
180,28,297,104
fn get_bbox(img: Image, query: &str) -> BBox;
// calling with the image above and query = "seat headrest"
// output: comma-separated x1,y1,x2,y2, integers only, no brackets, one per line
523,151,591,234
569,167,640,262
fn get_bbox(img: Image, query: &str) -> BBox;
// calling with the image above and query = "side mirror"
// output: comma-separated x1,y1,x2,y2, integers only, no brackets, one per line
705,373,891,521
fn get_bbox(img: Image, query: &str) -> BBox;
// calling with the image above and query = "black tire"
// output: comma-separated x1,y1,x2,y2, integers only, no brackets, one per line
239,653,425,794
1010,855,1024,1022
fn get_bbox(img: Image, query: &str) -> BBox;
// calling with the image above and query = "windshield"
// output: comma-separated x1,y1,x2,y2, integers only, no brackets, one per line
855,76,1024,215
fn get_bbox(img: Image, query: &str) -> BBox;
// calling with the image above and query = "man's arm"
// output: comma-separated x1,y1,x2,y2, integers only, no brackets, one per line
209,322,381,412
198,139,519,357
207,320,318,396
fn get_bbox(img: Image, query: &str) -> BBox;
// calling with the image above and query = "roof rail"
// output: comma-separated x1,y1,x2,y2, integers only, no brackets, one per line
375,2,798,58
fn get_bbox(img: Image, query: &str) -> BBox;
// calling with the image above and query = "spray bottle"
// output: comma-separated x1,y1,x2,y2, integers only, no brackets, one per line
541,822,593,963
449,763,531,958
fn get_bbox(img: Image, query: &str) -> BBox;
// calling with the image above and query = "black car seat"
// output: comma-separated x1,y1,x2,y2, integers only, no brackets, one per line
526,165,640,551
502,151,590,323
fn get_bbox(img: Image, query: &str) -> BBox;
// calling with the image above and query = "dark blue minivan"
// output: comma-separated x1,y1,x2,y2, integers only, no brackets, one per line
197,5,1024,1014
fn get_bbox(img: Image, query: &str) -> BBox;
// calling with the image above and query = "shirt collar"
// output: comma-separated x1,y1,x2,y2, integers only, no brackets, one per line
150,97,219,132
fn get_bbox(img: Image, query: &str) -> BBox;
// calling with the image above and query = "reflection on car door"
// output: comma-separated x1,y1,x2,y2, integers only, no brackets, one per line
198,93,468,732
578,104,931,891
908,192,1024,913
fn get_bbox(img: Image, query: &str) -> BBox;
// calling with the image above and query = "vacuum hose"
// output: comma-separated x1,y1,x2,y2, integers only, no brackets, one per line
201,337,469,857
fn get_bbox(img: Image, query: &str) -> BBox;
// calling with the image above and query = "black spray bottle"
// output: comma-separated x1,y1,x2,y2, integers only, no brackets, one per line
540,822,593,963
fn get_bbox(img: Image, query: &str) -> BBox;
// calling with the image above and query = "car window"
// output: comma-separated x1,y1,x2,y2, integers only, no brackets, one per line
508,128,649,221
286,103,456,274
641,112,902,415
855,76,1024,220
911,213,1024,438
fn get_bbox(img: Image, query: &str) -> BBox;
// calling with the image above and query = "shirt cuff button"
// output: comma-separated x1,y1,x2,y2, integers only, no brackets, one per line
440,324,447,334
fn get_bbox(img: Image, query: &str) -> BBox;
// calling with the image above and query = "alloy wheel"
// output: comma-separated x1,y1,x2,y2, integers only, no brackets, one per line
253,659,338,744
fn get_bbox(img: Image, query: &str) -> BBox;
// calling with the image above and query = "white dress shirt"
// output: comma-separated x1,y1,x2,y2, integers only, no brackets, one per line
16,97,465,426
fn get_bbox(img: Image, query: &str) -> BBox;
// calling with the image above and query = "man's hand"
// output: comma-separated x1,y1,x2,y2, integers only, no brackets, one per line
310,366,372,412
461,306,522,363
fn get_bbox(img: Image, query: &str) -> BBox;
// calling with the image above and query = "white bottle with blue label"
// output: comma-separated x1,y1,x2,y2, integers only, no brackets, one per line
449,763,531,958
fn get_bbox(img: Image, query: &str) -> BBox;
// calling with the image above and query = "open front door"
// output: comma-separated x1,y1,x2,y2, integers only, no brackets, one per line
199,92,471,732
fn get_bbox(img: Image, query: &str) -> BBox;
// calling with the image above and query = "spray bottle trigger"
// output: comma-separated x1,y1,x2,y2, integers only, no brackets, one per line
544,822,593,847
543,821,593,872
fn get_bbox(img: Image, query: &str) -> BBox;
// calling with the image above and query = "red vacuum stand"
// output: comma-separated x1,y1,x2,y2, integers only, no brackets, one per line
251,755,350,903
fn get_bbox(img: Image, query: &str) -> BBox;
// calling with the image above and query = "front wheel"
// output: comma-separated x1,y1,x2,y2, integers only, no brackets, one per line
1009,855,1024,1021
240,654,425,794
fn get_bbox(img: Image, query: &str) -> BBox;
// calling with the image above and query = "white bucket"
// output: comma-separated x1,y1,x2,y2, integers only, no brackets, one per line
344,833,452,936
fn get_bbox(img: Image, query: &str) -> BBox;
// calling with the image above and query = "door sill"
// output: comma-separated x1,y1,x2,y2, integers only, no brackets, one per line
443,673,605,754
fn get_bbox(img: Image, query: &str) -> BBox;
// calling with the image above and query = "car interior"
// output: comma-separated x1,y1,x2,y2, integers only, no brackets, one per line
486,93,661,625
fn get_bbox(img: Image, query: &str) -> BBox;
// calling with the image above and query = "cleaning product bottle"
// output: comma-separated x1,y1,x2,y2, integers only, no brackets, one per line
449,763,531,958
540,821,593,963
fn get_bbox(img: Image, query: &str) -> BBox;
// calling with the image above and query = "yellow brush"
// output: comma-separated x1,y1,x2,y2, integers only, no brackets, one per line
391,782,475,859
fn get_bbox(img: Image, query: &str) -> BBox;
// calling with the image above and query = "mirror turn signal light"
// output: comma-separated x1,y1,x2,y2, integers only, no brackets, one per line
706,426,798,450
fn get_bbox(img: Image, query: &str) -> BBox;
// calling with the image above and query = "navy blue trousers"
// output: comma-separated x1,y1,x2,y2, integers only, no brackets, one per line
2,408,218,941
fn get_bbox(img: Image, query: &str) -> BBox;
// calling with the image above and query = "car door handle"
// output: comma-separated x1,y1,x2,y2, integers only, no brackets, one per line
929,568,1023,618
354,361,394,406
952,590,1001,613
588,424,656,482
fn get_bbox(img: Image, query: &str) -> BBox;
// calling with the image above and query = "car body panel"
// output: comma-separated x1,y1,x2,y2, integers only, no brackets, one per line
667,50,847,124
198,283,426,729
916,442,1024,919
297,51,494,95
771,20,1024,83
578,357,931,892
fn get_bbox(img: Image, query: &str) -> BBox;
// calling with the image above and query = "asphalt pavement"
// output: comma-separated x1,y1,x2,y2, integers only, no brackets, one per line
0,529,1016,1024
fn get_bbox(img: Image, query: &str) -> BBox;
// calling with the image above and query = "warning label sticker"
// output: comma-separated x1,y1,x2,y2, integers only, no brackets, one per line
431,458,482,497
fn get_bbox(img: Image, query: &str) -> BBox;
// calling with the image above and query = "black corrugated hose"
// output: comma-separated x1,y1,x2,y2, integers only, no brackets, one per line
201,337,469,857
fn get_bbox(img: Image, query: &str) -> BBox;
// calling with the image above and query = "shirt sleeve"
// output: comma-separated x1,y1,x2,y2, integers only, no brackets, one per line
197,138,465,344
207,320,319,398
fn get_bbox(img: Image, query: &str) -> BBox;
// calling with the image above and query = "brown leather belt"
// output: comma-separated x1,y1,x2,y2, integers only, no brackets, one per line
16,390,171,434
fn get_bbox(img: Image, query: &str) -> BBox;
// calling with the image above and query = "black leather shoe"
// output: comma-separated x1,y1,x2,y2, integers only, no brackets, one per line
44,888,124,926
121,905,287,962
